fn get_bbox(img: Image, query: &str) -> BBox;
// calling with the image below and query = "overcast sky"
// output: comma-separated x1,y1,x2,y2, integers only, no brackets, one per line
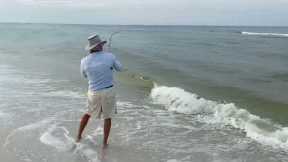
0,0,287,26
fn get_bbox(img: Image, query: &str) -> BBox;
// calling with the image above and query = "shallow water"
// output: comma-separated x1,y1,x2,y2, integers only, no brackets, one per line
0,23,288,162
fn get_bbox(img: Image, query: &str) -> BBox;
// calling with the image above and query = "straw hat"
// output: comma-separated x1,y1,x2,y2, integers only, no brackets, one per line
85,34,107,51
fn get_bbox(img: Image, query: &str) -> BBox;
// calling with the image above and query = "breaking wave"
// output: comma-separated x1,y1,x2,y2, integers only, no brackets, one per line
150,85,288,150
241,31,288,37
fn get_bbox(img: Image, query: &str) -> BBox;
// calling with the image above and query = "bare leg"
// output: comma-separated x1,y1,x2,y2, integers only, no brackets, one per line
103,118,111,146
76,113,91,142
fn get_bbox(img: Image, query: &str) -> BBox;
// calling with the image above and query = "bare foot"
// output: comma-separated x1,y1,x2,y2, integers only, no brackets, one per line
76,136,82,143
102,143,109,149
100,145,108,161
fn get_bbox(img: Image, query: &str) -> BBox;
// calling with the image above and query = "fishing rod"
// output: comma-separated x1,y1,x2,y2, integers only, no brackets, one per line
107,29,143,51
107,30,122,51
107,30,130,74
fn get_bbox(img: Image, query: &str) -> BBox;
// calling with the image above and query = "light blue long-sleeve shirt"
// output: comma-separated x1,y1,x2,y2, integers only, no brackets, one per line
80,51,123,91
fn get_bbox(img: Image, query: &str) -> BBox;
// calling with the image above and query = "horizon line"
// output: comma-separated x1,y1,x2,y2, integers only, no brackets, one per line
0,21,288,27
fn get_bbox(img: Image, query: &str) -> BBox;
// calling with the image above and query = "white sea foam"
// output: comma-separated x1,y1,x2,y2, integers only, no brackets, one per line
77,138,111,162
167,159,181,162
241,31,288,37
40,125,100,161
17,119,53,131
117,101,141,108
40,125,75,151
150,85,288,150
3,118,53,148
76,144,99,162
0,111,8,118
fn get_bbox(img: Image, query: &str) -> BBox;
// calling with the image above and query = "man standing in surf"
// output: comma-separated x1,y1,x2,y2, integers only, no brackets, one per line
76,34,123,147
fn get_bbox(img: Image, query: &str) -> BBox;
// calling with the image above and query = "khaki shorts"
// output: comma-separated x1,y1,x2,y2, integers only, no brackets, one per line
86,87,117,119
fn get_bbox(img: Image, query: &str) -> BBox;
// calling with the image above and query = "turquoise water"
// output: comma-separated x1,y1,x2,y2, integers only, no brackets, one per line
0,23,288,162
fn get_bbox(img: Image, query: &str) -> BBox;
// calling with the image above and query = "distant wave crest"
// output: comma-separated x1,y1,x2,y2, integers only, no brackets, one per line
150,85,288,150
241,31,288,37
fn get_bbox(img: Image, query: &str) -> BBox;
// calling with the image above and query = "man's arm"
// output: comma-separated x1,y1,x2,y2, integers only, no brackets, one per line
112,54,124,71
113,60,123,72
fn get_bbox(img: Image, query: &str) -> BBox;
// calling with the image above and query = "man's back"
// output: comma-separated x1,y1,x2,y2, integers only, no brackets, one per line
77,34,122,145
81,51,122,91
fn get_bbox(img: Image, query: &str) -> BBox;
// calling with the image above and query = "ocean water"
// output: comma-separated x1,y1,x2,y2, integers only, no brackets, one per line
0,23,288,162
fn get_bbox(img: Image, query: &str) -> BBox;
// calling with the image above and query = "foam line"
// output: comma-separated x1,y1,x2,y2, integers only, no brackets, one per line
3,118,53,148
40,125,75,152
40,125,101,161
150,85,288,150
241,31,288,37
